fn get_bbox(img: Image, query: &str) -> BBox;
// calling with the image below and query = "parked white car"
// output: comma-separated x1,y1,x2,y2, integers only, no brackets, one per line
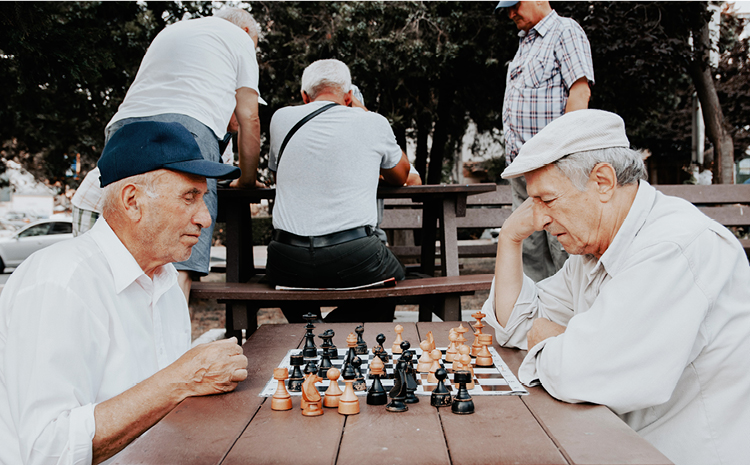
0,218,73,272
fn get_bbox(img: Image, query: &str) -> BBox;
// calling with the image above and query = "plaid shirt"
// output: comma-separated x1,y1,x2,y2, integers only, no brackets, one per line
503,10,594,164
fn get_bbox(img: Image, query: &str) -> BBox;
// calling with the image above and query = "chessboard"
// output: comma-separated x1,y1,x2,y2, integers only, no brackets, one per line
260,347,528,397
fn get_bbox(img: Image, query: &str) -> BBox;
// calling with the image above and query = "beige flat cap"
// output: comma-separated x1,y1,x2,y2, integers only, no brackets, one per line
502,109,630,179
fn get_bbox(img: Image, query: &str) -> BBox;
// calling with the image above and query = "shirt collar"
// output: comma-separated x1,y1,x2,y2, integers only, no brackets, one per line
88,217,178,295
595,180,656,277
519,9,558,39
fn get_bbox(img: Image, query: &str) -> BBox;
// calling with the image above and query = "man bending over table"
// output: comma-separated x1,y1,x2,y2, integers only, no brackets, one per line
265,59,411,323
0,122,248,464
482,109,750,464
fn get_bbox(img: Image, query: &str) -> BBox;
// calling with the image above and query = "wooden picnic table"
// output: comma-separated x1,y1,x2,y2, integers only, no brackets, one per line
218,183,497,283
112,322,672,465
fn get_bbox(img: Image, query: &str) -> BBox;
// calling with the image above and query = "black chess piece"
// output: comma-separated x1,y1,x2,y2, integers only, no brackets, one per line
366,366,388,406
317,343,333,378
288,353,304,392
302,313,318,358
386,359,409,412
451,370,475,414
431,368,452,407
375,333,390,363
355,325,368,355
352,356,367,391
402,350,419,404
323,329,338,360
398,341,411,361
304,357,319,377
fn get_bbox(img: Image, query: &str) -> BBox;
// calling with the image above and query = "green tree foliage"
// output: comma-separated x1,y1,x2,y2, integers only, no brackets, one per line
0,1,748,188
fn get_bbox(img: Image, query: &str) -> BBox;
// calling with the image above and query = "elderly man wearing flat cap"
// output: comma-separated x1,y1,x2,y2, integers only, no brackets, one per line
0,122,249,465
482,110,750,464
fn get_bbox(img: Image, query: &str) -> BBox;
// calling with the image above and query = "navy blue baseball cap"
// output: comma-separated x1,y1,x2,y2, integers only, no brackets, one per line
496,1,519,9
98,121,241,187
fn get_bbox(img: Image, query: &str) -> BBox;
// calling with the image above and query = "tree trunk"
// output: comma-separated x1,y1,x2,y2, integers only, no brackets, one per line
689,15,735,184
426,81,456,184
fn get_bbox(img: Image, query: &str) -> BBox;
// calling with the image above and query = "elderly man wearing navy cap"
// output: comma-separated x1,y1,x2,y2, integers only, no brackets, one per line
0,122,249,465
482,110,750,464
496,0,594,283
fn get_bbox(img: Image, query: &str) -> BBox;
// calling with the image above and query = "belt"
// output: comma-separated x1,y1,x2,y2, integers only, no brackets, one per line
272,226,373,249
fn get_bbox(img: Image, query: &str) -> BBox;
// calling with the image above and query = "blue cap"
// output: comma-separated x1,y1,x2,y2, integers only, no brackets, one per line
496,1,519,9
98,121,241,187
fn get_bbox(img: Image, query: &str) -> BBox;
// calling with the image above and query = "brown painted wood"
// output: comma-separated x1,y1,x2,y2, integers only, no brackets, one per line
655,184,750,204
112,324,305,465
521,389,672,465
192,275,494,301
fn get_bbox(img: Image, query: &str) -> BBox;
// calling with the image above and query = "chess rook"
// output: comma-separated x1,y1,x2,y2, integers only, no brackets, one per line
451,371,475,415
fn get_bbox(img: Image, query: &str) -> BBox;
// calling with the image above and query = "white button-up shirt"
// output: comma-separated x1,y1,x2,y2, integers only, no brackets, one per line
483,181,750,465
0,218,191,465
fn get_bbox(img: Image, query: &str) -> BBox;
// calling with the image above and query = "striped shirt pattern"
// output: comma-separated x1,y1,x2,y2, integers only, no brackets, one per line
503,10,595,164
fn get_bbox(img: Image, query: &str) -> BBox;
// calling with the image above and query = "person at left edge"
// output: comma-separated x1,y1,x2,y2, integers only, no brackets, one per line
0,121,248,465
71,7,264,301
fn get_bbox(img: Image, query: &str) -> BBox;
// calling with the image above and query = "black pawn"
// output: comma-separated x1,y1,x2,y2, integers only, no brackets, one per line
375,333,390,363
288,353,304,392
386,360,409,412
304,357,319,377
302,313,317,358
366,370,388,405
324,329,338,360
431,368,452,407
317,347,332,378
399,340,411,360
402,350,419,404
451,370,475,415
352,356,367,391
355,325,368,355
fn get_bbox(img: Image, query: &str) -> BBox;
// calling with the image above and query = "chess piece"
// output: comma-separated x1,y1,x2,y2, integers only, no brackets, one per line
374,333,390,363
453,344,470,371
322,329,339,360
301,372,324,416
323,367,343,408
398,340,411,360
471,311,486,357
392,324,404,353
317,346,333,378
338,364,360,415
302,313,318,358
342,332,358,376
416,340,433,373
475,333,494,367
366,356,388,405
355,325,368,355
304,357,319,378
402,350,419,404
427,348,443,383
426,331,436,352
271,367,293,411
351,356,367,391
386,359,409,412
430,368,452,408
451,371,475,414
459,353,475,389
288,353,304,392
455,323,469,348
445,330,458,363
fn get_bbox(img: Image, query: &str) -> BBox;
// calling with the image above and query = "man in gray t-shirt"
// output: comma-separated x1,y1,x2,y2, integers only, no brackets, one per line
266,59,411,323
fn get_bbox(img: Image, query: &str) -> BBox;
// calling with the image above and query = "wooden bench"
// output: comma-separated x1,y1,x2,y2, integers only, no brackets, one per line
191,274,494,340
380,183,750,261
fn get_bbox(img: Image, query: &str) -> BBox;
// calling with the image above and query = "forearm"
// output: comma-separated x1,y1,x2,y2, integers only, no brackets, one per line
236,116,261,186
493,231,525,327
92,368,187,463
565,77,591,113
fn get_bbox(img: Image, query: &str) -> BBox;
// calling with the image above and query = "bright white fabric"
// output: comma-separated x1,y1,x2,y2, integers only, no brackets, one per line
268,101,403,236
0,218,191,465
482,181,750,465
109,16,261,138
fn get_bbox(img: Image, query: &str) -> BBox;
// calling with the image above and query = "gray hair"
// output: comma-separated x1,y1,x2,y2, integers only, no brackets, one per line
553,147,648,191
101,171,160,219
301,59,352,100
214,8,259,38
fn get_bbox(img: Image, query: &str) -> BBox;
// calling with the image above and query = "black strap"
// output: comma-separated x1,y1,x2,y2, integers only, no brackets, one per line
277,102,339,166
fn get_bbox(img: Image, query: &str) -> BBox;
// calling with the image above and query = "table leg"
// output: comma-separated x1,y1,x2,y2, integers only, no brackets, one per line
225,199,255,283
439,196,460,277
420,201,439,276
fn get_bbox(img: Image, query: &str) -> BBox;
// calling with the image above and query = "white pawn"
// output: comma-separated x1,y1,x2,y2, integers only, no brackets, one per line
416,340,433,373
427,348,442,383
392,324,404,354
445,330,458,363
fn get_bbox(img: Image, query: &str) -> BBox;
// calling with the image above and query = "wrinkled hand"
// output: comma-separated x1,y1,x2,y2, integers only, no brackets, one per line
501,197,538,244
527,318,566,350
173,337,248,398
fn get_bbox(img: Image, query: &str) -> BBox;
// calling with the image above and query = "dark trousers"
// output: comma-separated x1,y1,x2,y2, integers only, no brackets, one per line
266,234,405,323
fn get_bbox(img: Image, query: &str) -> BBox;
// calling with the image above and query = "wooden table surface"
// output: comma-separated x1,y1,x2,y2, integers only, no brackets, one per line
113,322,671,465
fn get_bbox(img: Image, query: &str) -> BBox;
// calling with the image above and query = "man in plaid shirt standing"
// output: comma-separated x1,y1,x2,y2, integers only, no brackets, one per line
498,1,595,281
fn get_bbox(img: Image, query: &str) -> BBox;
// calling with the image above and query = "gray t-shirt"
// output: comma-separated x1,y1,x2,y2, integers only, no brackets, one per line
269,101,402,236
